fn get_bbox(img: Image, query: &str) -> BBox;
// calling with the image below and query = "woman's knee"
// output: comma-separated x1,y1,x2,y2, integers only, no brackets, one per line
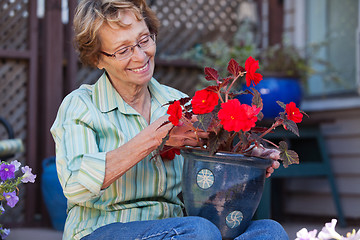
181,216,222,239
245,219,289,240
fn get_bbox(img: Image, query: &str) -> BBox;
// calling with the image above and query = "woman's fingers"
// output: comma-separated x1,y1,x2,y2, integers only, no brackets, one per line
265,160,280,178
271,160,280,169
167,131,207,147
251,147,280,160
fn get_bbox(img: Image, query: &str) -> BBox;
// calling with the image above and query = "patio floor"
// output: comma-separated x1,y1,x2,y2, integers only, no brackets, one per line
6,219,358,240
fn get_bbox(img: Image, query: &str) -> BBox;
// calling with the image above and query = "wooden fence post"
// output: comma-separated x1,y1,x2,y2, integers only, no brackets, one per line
42,0,64,159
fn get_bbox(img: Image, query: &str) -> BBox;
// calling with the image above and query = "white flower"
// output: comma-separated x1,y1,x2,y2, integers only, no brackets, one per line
296,228,318,240
341,229,360,240
21,166,36,183
10,160,21,172
318,219,342,240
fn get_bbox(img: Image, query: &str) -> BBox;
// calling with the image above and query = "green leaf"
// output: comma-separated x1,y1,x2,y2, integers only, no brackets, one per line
208,129,231,155
276,101,287,110
204,67,219,81
279,141,299,168
283,119,299,137
158,132,170,152
193,113,213,131
251,88,263,109
227,58,241,77
152,131,172,161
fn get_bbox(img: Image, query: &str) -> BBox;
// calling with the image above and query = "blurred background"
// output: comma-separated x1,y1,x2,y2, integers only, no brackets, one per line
0,0,359,234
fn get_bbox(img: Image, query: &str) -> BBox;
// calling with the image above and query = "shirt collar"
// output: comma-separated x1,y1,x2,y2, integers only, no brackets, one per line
92,71,170,114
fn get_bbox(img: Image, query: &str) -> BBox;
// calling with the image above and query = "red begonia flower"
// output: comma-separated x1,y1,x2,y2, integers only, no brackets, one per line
191,89,219,114
218,99,260,132
167,100,182,126
245,56,263,87
286,102,303,123
160,146,181,160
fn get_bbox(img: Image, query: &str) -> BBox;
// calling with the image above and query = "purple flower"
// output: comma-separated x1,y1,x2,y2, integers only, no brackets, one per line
21,166,36,183
0,163,15,181
3,191,19,208
0,227,10,239
10,160,21,172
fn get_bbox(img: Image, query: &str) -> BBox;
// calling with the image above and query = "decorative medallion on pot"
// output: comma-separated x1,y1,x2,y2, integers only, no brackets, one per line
196,168,214,189
226,211,244,229
158,57,307,238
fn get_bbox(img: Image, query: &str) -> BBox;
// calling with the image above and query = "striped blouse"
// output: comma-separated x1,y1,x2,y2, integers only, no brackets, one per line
50,72,187,240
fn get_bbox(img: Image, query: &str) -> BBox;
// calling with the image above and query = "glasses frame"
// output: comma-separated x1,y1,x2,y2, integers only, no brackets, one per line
100,33,156,61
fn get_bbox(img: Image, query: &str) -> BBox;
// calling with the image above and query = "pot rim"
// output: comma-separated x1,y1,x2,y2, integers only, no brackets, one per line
180,147,273,168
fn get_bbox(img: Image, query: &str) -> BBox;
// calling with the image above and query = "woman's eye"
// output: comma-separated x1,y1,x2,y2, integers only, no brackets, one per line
139,37,150,45
117,48,129,56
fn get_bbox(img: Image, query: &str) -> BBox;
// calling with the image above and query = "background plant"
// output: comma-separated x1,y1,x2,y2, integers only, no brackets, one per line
182,26,343,92
0,160,36,239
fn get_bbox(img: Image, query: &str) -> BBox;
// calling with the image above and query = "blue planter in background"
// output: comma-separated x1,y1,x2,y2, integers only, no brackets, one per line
41,156,67,231
236,77,302,119
181,149,273,239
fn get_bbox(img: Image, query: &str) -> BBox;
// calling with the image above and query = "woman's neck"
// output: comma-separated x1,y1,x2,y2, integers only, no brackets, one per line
109,76,152,123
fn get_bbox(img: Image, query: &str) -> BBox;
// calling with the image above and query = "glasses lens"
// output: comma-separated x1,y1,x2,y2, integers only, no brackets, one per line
114,34,156,60
138,34,156,49
114,47,131,60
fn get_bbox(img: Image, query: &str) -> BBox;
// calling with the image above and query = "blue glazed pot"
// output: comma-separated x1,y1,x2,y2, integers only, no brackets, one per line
181,148,273,239
237,77,302,119
41,156,67,231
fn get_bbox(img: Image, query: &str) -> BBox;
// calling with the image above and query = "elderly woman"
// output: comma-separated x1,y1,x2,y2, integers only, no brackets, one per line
50,0,288,239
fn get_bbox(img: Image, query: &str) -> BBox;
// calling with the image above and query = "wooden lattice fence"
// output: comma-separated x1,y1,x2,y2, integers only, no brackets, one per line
0,58,28,224
152,0,241,56
0,0,38,226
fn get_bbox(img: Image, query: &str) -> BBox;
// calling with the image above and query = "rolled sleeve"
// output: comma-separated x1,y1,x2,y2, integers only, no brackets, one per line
78,152,106,195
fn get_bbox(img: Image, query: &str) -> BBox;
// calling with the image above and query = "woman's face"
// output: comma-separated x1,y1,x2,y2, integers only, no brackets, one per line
97,11,156,89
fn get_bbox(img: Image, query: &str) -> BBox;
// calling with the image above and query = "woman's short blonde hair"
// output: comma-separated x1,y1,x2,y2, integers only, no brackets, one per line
73,0,160,67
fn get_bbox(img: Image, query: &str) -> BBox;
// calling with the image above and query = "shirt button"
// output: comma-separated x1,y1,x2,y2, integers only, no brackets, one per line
159,188,163,193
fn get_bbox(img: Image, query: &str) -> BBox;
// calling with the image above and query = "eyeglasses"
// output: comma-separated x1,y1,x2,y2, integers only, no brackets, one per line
100,34,156,61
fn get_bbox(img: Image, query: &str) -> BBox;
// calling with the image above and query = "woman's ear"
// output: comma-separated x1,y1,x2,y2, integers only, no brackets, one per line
96,58,104,70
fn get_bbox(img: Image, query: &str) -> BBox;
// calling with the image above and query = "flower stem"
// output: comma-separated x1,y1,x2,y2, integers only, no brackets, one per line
258,120,283,139
217,91,224,103
225,73,242,102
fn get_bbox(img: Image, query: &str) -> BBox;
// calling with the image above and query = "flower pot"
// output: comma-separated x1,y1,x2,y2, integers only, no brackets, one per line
41,156,67,231
237,76,302,119
181,148,273,239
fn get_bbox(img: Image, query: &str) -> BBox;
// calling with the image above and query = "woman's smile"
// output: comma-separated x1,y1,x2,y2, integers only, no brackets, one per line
128,60,150,73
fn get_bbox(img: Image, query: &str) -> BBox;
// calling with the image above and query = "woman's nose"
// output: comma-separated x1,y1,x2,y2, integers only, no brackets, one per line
131,45,147,61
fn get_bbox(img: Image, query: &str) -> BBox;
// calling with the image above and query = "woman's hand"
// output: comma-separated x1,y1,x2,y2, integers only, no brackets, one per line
152,115,208,148
250,146,281,178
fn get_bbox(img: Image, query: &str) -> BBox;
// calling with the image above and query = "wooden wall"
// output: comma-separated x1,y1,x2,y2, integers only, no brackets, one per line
283,108,360,219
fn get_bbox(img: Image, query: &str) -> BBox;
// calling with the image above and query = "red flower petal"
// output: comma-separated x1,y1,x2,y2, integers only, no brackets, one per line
192,89,219,114
167,100,182,126
245,56,263,87
285,102,303,123
218,99,260,132
160,146,181,160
